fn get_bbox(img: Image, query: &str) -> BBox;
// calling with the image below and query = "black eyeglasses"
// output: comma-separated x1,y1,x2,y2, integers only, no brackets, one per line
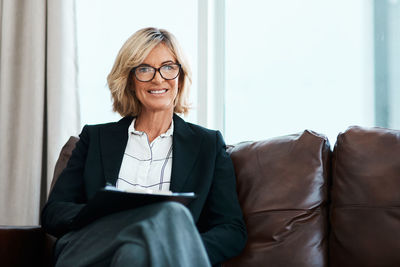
132,63,181,82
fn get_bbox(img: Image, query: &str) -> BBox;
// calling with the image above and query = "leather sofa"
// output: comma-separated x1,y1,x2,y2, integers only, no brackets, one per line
1,126,399,267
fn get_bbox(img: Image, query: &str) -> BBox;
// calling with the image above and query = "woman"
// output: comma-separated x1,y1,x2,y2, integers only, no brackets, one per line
41,27,247,267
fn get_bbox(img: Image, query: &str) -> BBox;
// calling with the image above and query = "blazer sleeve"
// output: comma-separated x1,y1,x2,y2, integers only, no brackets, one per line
200,131,247,265
41,126,90,237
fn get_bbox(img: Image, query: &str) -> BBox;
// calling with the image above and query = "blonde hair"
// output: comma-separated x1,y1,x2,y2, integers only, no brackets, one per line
107,27,192,116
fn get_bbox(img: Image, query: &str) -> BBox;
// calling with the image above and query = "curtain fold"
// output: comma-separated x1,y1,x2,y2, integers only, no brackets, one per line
0,0,79,225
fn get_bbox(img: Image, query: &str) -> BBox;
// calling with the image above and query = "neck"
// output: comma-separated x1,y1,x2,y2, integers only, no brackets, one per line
135,110,173,143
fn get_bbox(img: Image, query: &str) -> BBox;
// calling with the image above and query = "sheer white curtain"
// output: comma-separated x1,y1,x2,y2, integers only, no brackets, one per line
0,0,79,225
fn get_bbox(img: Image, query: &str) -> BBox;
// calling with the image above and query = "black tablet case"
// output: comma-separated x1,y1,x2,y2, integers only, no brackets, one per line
71,188,196,229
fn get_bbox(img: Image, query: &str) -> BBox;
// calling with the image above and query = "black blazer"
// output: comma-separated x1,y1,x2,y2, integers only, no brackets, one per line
41,114,247,265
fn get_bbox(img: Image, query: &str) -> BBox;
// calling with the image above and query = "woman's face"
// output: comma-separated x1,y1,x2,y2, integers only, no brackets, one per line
133,43,179,115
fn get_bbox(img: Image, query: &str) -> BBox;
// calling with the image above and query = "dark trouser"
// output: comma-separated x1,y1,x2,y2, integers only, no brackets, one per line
54,202,211,267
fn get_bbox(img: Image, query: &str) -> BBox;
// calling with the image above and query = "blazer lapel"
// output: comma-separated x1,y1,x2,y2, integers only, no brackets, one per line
170,114,203,192
100,116,133,186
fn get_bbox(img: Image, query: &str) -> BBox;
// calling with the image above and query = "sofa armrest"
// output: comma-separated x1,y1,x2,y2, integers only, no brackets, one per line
0,226,55,267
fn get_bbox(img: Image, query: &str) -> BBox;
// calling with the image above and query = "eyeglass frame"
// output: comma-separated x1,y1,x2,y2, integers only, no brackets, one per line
132,63,181,82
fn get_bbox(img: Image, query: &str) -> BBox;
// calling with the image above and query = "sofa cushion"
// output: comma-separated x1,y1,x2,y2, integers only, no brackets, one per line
330,126,400,267
224,130,331,267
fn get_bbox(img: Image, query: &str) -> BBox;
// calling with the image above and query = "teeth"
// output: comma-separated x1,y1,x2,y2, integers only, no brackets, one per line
149,89,167,94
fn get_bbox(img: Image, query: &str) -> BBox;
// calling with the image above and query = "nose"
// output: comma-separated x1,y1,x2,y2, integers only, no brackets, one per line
152,70,164,83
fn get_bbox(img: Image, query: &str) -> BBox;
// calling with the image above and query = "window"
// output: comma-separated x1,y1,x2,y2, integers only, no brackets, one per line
225,0,375,144
76,0,399,145
224,0,400,144
76,0,198,126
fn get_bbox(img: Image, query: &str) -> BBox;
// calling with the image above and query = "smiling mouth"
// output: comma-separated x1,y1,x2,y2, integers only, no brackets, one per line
148,89,168,94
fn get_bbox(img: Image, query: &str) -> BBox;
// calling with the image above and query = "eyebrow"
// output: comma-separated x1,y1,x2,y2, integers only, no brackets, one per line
161,60,175,65
139,60,175,67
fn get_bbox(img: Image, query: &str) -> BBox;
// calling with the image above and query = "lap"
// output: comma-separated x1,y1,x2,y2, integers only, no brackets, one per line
54,201,206,267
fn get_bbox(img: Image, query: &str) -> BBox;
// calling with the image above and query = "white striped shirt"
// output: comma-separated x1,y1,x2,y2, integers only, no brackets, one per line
116,118,173,192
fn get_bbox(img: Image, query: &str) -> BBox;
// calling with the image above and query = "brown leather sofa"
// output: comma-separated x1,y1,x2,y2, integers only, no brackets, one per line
1,126,399,267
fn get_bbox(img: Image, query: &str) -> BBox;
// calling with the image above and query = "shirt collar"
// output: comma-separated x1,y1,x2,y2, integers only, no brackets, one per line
129,118,174,138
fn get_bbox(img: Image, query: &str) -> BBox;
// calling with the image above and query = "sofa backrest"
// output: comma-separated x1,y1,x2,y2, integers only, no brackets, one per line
51,136,79,190
224,130,331,267
329,126,400,267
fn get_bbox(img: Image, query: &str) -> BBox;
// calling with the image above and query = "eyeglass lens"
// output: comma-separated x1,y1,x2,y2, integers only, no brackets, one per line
135,64,180,82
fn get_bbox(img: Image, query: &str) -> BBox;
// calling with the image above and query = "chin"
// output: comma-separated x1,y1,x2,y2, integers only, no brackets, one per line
143,104,174,114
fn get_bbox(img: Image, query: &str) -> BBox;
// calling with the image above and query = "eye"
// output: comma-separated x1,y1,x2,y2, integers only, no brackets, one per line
162,64,178,71
137,66,153,73
163,65,173,71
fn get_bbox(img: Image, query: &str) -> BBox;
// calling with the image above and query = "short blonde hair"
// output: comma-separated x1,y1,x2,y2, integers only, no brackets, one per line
107,27,192,116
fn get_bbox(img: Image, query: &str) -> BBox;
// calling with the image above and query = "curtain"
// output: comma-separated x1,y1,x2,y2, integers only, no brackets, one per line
0,0,79,225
